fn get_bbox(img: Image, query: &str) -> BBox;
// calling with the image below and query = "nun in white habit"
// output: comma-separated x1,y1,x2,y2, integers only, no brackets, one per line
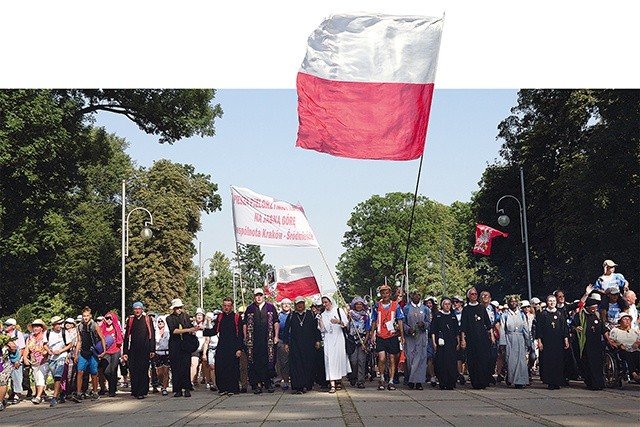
318,294,352,393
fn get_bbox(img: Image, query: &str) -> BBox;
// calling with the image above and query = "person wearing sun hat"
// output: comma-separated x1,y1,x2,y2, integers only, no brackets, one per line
166,298,197,397
608,313,640,382
45,316,73,407
24,319,49,404
2,318,26,403
594,259,629,296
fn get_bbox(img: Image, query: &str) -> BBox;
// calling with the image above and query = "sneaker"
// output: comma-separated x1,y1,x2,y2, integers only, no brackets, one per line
0,402,4,411
458,374,466,385
90,392,99,401
430,376,438,387
59,394,66,404
32,396,42,404
282,383,289,391
161,389,168,396
80,393,88,400
49,398,58,408
152,387,159,394
71,393,82,403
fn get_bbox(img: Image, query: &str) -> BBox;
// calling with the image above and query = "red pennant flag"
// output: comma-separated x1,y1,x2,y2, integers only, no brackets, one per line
473,224,508,256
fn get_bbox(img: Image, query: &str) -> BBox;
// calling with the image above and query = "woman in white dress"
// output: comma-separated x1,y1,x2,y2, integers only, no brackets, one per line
318,295,352,393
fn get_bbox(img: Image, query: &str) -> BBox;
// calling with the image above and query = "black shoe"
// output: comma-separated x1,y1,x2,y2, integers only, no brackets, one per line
98,390,107,396
253,387,262,394
173,391,183,397
109,393,116,397
415,383,423,390
496,375,504,383
489,376,497,385
458,374,466,385
267,386,275,393
136,395,145,399
184,390,191,397
240,388,247,393
70,393,81,403
408,382,415,389
515,385,524,389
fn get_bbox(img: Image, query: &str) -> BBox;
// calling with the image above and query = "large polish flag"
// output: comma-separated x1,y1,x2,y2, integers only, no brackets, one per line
273,265,321,302
296,14,444,161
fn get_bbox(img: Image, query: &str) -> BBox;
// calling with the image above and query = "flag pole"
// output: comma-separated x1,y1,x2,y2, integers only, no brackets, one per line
401,153,425,304
235,241,246,310
317,247,348,309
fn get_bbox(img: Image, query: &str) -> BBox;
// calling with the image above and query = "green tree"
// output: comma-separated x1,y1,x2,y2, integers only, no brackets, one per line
1,89,223,315
126,160,222,314
233,244,273,307
473,89,639,299
337,192,474,301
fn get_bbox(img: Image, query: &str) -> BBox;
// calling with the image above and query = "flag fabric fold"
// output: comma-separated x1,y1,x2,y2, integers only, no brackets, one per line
270,265,320,302
231,186,319,248
473,224,508,256
296,14,444,160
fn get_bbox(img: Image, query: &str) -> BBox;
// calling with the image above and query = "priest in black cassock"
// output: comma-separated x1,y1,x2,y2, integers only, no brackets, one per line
535,295,569,389
460,287,494,389
572,294,606,390
209,297,244,395
282,296,322,394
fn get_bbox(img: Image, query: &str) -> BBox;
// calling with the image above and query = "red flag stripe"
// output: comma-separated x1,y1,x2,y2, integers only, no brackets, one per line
296,73,434,160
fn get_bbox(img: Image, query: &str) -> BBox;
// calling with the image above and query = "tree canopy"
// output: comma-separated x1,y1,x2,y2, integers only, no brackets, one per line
0,89,223,318
337,192,475,301
472,89,639,300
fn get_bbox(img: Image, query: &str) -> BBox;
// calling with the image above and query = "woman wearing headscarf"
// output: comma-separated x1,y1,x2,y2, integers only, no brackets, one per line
403,290,431,390
318,294,351,393
431,297,460,390
154,315,171,396
347,296,371,389
460,287,494,389
100,312,123,397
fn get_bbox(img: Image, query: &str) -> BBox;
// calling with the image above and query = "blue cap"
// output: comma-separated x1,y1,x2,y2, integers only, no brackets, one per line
132,301,144,309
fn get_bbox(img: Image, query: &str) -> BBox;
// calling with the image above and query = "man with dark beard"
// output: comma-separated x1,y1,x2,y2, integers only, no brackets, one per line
461,287,494,389
282,296,321,394
122,302,155,399
211,298,243,395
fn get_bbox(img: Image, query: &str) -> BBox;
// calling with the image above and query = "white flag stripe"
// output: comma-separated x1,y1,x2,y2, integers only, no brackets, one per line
300,14,444,83
277,265,315,283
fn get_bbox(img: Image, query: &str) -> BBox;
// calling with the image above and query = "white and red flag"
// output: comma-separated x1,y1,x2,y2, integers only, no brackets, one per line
231,186,319,248
473,224,508,256
296,14,444,160
271,265,321,302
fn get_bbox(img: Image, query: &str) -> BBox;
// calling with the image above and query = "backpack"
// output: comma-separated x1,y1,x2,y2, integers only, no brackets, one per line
216,313,240,336
79,320,100,357
127,315,153,340
46,329,68,347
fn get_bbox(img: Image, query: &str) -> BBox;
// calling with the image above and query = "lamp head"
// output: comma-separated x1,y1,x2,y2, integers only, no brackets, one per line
497,214,510,227
140,227,153,240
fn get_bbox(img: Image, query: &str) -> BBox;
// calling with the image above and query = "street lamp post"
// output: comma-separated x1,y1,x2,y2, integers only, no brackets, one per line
121,180,153,329
495,167,532,300
198,252,215,309
232,269,240,312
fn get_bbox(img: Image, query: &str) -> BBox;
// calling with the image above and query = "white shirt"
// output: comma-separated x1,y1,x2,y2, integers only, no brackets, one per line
47,329,69,361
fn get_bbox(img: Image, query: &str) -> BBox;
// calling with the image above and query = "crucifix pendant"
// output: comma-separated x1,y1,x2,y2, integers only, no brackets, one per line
551,321,556,329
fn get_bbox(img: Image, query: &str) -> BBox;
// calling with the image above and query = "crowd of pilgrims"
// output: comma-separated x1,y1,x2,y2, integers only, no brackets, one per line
1,260,639,411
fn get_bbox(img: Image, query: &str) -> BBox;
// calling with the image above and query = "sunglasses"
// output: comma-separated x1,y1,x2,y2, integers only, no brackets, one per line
157,320,165,323
105,317,112,321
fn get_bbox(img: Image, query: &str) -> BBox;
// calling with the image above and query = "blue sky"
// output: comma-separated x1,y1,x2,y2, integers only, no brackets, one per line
95,89,518,291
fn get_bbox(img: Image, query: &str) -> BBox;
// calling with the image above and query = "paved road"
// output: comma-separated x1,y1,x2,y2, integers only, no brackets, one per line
2,380,638,426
